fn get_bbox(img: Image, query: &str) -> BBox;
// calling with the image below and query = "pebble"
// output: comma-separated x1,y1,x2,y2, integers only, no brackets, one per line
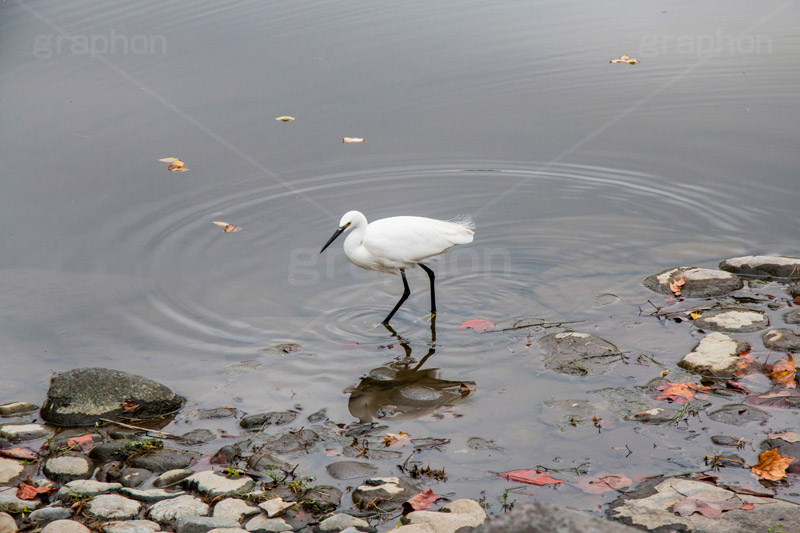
762,328,800,352
87,494,142,520
182,470,254,496
0,457,25,484
318,514,371,532
239,411,297,430
57,479,122,501
0,512,17,533
119,487,187,503
175,516,240,533
243,515,292,533
153,469,193,488
101,520,160,533
678,332,749,376
129,449,201,473
258,429,319,455
212,498,260,522
352,477,421,512
41,520,90,533
180,429,217,445
784,309,800,324
43,455,93,483
0,402,38,416
707,404,769,426
325,460,378,480
0,423,53,441
28,507,74,523
693,308,769,333
258,498,294,518
119,468,152,488
148,494,209,526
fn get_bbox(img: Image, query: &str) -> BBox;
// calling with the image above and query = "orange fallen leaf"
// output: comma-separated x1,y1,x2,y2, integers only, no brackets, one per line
383,431,411,447
769,354,796,388
159,157,189,171
499,469,564,486
213,221,242,233
403,488,442,512
656,381,711,404
751,448,793,481
66,434,94,452
669,276,686,296
17,483,56,500
342,137,365,143
459,319,495,333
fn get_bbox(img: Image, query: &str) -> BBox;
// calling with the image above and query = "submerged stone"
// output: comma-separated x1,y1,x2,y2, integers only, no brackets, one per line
762,328,800,352
784,309,800,325
693,308,768,333
538,332,621,376
326,460,378,480
239,411,297,430
719,255,800,280
643,266,742,298
707,404,769,426
352,477,421,512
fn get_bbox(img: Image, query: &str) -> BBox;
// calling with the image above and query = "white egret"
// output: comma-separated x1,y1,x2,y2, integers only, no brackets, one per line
320,211,475,324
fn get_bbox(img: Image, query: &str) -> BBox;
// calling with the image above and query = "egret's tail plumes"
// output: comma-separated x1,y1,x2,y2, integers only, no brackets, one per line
449,214,475,231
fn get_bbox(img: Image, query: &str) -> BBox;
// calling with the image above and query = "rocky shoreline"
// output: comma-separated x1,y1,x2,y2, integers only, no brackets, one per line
3,255,800,533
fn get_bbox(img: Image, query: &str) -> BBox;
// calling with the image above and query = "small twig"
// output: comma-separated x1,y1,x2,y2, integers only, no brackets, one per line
97,418,179,439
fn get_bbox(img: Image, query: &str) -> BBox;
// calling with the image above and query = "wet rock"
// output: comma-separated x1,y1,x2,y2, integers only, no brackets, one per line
0,402,38,417
180,429,216,445
182,470,254,496
41,520,90,533
243,515,292,533
481,501,638,533
304,486,342,513
784,309,800,324
694,308,769,333
239,411,297,430
120,467,152,488
629,407,680,424
342,446,402,460
542,399,598,429
43,455,93,483
711,436,747,447
610,477,800,532
0,457,26,484
467,437,499,450
317,513,372,532
538,332,621,376
759,437,800,460
40,368,186,426
211,445,240,465
259,429,319,455
101,520,160,533
0,488,42,512
762,328,800,352
197,408,238,420
306,409,328,423
0,512,17,533
96,462,124,483
0,423,53,441
246,452,291,473
120,487,186,503
29,507,74,523
326,460,378,480
352,477,420,512
175,516,240,533
257,498,294,518
153,468,193,488
87,494,142,520
148,495,209,527
90,440,134,463
207,530,247,533
719,255,800,280
129,449,201,473
212,498,259,522
58,480,122,501
643,266,743,298
401,499,487,532
678,332,749,376
707,404,769,426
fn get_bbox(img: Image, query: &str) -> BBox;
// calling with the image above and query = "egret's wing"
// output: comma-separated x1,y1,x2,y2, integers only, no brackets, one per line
363,216,474,268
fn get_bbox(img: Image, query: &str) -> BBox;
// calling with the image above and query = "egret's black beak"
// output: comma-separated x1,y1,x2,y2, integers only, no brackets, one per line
320,225,346,253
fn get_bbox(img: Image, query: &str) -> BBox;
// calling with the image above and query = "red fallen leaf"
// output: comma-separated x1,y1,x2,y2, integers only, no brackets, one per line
673,495,751,518
656,382,711,404
403,488,442,512
67,434,95,452
459,318,495,333
499,469,564,486
575,474,632,494
745,387,800,408
17,483,56,500
0,448,38,461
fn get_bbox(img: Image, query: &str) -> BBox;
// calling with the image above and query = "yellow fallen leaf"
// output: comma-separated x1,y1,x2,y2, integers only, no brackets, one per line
158,157,181,163
610,55,638,65
342,137,365,143
213,221,242,233
275,116,295,122
167,159,188,172
689,311,702,320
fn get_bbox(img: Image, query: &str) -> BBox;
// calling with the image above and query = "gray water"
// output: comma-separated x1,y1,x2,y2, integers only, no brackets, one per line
2,0,799,516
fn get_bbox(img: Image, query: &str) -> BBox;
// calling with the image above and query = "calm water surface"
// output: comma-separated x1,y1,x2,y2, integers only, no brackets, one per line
2,0,799,516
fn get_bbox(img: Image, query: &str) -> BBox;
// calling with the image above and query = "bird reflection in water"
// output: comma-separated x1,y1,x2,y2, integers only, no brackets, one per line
347,317,476,423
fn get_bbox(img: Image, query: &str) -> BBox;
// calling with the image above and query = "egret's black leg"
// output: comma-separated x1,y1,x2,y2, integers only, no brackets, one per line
383,269,411,324
419,264,436,315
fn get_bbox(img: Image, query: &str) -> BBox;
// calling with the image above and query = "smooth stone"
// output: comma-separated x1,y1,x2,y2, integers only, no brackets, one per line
643,266,743,298
0,457,25,483
401,499,487,532
762,328,800,352
719,255,800,280
630,407,679,424
40,367,185,427
0,512,17,533
759,437,800,460
246,452,291,473
257,429,320,455
44,455,93,483
58,480,122,501
41,520,90,533
678,332,749,376
153,469,193,488
29,507,74,523
87,494,142,520
257,498,294,518
212,499,259,522
129,449,201,473
477,500,639,533
120,468,152,488
306,409,328,423
239,411,297,430
120,487,186,503
207,529,248,533
101,520,160,533
196,408,238,419
175,516,239,533
183,470,254,496
538,332,621,376
694,308,769,333
352,477,421,512
0,423,53,441
89,441,134,463
0,488,43,512
180,429,216,445
707,404,769,426
326,460,378,480
243,515,292,533
318,514,371,532
784,309,800,324
0,402,38,416
148,495,209,527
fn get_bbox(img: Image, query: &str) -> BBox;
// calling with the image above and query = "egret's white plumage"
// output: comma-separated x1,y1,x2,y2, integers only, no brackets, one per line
320,210,474,323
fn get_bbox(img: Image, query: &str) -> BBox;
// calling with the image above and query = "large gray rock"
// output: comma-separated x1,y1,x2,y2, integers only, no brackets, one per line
643,266,743,298
239,411,297,430
317,514,371,532
693,308,769,333
120,487,186,503
40,368,185,426
401,499,487,532
538,332,621,376
0,457,25,484
678,332,750,376
87,494,142,520
129,449,200,473
0,488,43,512
148,495,209,527
44,455,93,483
212,498,259,522
243,515,292,533
762,328,800,352
28,507,73,523
719,255,800,280
326,461,378,480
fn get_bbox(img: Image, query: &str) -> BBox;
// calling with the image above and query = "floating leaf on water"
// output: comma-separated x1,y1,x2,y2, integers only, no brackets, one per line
575,474,632,494
403,488,442,512
768,354,796,388
769,431,800,443
610,55,638,64
275,116,295,122
158,157,181,163
459,318,495,333
751,448,793,481
656,381,711,404
342,137,365,143
498,469,564,486
213,221,242,233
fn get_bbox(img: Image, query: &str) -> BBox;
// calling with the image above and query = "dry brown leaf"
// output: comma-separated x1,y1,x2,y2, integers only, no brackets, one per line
610,55,638,64
669,276,686,296
342,137,365,143
213,221,242,233
769,431,800,443
656,381,711,404
751,448,793,481
769,354,796,388
383,431,412,447
275,116,295,122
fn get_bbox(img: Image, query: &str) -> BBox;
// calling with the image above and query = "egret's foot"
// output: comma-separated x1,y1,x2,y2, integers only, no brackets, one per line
414,313,436,324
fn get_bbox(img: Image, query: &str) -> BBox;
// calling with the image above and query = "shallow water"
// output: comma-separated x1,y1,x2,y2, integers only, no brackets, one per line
2,0,799,517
